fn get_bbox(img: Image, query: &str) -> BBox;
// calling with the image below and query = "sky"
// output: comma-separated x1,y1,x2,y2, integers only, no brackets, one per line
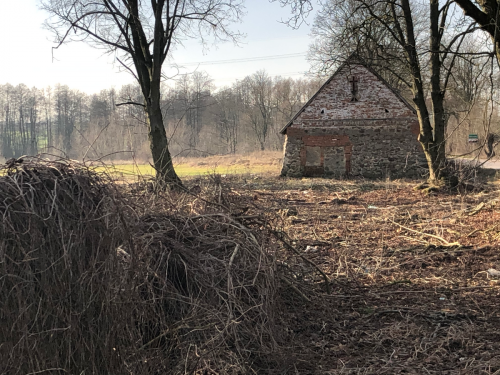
0,0,317,94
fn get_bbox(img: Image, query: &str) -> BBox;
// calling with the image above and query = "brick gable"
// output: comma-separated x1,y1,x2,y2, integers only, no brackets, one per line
299,64,415,122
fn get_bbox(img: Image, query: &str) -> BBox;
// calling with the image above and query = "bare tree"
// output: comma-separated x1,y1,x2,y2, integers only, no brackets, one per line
40,0,243,185
278,0,485,183
0,74,324,160
246,71,274,151
171,72,213,150
41,86,53,152
214,87,240,154
274,77,303,120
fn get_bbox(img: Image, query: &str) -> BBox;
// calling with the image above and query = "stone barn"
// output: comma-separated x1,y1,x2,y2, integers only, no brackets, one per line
280,57,425,179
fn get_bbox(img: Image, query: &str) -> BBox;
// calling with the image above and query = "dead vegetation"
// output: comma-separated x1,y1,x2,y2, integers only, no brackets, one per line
2,159,500,374
173,150,283,168
221,175,500,374
0,158,279,374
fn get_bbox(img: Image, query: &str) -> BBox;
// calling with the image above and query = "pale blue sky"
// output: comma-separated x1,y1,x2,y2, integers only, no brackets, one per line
0,0,316,94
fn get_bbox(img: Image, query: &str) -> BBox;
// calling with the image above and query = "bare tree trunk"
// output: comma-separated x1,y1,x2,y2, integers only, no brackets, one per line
428,0,447,182
41,0,242,185
401,0,445,183
146,100,181,185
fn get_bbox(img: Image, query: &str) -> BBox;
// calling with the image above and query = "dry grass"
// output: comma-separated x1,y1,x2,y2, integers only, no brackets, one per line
3,156,500,374
98,151,283,180
173,150,283,168
209,175,500,374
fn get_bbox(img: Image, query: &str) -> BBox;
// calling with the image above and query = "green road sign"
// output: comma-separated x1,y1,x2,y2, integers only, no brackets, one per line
469,134,478,142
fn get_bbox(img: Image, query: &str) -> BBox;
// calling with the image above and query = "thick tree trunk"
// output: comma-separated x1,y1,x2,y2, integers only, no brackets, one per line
401,0,446,184
125,0,182,187
426,95,447,183
427,0,447,183
419,133,446,183
146,101,181,186
454,0,500,63
415,107,442,183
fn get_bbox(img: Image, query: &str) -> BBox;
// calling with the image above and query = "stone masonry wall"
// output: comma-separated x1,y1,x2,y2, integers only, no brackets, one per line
280,61,425,179
281,120,426,178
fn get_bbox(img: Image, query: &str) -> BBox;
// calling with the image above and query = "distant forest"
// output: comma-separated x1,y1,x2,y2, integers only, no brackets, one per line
0,71,322,162
1,65,498,163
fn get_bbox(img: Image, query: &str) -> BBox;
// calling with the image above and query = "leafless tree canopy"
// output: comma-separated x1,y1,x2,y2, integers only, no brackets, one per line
41,0,244,63
453,0,500,63
0,74,322,161
40,0,244,185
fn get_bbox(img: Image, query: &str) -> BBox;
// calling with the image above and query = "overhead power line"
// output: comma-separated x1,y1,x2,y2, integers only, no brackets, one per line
172,52,307,67
215,71,307,83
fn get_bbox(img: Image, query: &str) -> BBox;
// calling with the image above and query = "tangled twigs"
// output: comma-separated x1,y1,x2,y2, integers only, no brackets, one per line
190,207,331,294
226,206,331,294
280,276,312,302
0,159,280,375
0,158,122,375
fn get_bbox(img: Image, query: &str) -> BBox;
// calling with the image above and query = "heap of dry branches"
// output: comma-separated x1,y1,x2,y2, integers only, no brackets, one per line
0,159,279,374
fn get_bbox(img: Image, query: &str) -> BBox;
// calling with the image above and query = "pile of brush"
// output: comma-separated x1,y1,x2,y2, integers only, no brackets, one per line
0,158,279,374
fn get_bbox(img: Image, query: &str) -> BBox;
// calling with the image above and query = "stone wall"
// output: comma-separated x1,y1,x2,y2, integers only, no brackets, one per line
300,63,415,121
280,60,426,179
281,119,426,179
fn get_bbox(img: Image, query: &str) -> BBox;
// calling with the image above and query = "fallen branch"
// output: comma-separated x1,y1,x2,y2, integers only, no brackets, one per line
391,219,461,247
466,202,485,216
467,222,500,238
461,199,499,217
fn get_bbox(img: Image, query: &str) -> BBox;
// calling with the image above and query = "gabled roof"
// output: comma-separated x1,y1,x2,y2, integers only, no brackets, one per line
280,54,416,134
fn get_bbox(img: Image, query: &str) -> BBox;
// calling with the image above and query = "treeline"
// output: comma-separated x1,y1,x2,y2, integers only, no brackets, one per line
0,71,321,161
2,64,497,163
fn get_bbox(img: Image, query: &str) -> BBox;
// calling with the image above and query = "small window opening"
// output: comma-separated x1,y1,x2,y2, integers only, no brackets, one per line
321,109,325,114
349,76,359,102
384,108,389,113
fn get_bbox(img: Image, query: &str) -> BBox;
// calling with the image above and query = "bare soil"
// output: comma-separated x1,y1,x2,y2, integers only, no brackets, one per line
206,176,500,374
6,158,500,374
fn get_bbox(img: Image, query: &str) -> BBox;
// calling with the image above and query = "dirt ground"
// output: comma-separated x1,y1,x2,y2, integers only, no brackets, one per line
5,157,500,374
200,175,500,374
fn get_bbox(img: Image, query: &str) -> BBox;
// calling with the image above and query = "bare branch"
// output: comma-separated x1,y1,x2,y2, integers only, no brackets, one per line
115,101,145,107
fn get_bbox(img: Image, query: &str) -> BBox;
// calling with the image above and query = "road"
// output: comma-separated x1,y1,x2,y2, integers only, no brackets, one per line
453,157,500,169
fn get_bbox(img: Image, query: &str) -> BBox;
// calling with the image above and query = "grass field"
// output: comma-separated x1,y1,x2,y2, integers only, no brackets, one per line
96,151,283,180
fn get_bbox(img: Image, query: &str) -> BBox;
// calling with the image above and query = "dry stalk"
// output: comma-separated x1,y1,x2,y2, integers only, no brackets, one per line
268,228,331,294
390,219,462,247
0,158,280,375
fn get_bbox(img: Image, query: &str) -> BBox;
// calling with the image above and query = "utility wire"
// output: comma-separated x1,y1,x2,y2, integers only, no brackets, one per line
215,71,307,83
172,52,307,67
